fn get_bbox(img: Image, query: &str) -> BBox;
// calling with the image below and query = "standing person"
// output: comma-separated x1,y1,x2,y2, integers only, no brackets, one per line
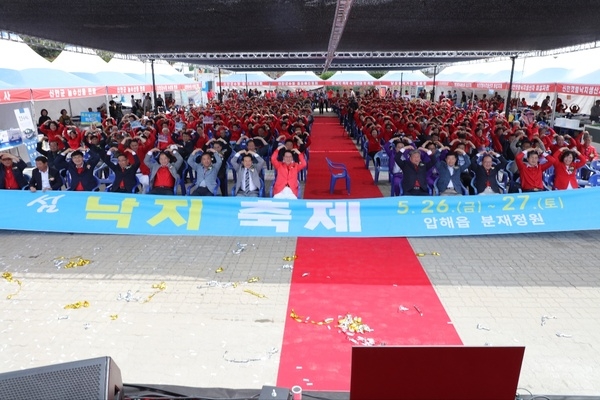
38,109,51,126
142,94,153,115
590,100,600,123
155,94,165,112
145,148,184,195
231,150,265,197
271,146,306,199
0,153,28,190
29,156,63,192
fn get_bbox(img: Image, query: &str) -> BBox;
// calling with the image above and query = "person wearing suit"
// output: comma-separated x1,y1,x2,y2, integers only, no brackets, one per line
271,146,306,199
231,150,265,197
435,148,471,195
29,156,63,192
188,148,222,196
144,148,184,195
471,151,508,194
0,153,28,190
395,149,437,196
94,147,140,193
55,148,100,191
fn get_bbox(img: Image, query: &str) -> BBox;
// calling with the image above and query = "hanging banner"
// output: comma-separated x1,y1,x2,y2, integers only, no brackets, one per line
31,86,106,101
0,89,31,104
1,189,599,237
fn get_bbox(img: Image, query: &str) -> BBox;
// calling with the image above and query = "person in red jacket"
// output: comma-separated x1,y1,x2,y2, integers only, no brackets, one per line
552,147,587,190
271,146,306,199
515,148,555,192
39,120,66,149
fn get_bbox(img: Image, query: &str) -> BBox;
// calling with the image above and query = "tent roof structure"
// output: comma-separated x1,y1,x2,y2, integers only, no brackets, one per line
1,0,599,71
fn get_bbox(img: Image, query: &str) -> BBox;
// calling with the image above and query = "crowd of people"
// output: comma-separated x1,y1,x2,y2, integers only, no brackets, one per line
0,87,598,198
333,88,599,195
0,94,314,199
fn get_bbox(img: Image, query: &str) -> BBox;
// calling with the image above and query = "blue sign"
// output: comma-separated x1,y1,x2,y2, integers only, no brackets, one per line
80,112,102,124
1,189,600,237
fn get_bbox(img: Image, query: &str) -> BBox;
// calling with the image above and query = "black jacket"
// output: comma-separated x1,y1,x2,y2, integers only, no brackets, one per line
29,167,63,191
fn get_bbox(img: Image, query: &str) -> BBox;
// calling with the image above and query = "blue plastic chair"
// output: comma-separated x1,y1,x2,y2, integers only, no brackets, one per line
390,173,403,196
588,174,600,187
325,157,350,195
373,150,390,184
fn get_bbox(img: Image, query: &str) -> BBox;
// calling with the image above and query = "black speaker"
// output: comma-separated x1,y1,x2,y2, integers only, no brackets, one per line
0,356,123,400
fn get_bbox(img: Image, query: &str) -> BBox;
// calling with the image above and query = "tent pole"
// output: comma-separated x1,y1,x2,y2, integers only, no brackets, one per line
400,72,403,97
504,55,517,119
105,87,110,122
550,88,558,128
30,90,36,129
432,66,437,102
218,68,223,103
150,59,157,113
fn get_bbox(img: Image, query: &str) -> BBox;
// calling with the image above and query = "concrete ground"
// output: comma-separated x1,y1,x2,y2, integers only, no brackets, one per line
1,229,599,397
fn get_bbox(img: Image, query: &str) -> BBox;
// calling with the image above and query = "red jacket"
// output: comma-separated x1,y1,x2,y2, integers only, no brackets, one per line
552,151,587,190
271,152,306,197
515,151,555,191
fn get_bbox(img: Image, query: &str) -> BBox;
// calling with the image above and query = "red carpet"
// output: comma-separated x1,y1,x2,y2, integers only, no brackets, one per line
276,117,462,391
302,117,379,199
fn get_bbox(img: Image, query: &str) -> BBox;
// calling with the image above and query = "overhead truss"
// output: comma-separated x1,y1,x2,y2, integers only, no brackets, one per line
134,50,527,61
196,62,451,70
324,0,354,72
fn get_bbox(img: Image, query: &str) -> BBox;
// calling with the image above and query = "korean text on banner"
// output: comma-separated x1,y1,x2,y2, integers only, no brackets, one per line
2,189,600,237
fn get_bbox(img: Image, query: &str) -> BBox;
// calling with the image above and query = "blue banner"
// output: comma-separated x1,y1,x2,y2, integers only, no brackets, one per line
1,189,600,237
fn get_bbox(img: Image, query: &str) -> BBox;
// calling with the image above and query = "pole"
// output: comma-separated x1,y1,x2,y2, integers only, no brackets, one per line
504,55,517,119
400,72,403,97
218,68,223,103
550,88,558,128
432,66,437,102
245,73,248,95
150,59,157,112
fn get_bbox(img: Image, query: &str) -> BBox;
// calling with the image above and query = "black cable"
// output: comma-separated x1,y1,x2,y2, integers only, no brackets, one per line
302,394,338,400
123,383,259,400
126,396,258,400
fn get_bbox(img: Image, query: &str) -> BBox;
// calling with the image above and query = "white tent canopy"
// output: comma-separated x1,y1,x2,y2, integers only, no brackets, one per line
218,71,275,91
326,70,377,85
52,50,147,86
276,71,324,89
379,70,431,83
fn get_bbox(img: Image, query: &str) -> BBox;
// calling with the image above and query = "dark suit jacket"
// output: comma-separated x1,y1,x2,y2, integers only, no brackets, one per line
0,159,29,189
55,151,100,191
99,150,140,193
471,155,508,194
395,151,437,194
29,167,63,191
